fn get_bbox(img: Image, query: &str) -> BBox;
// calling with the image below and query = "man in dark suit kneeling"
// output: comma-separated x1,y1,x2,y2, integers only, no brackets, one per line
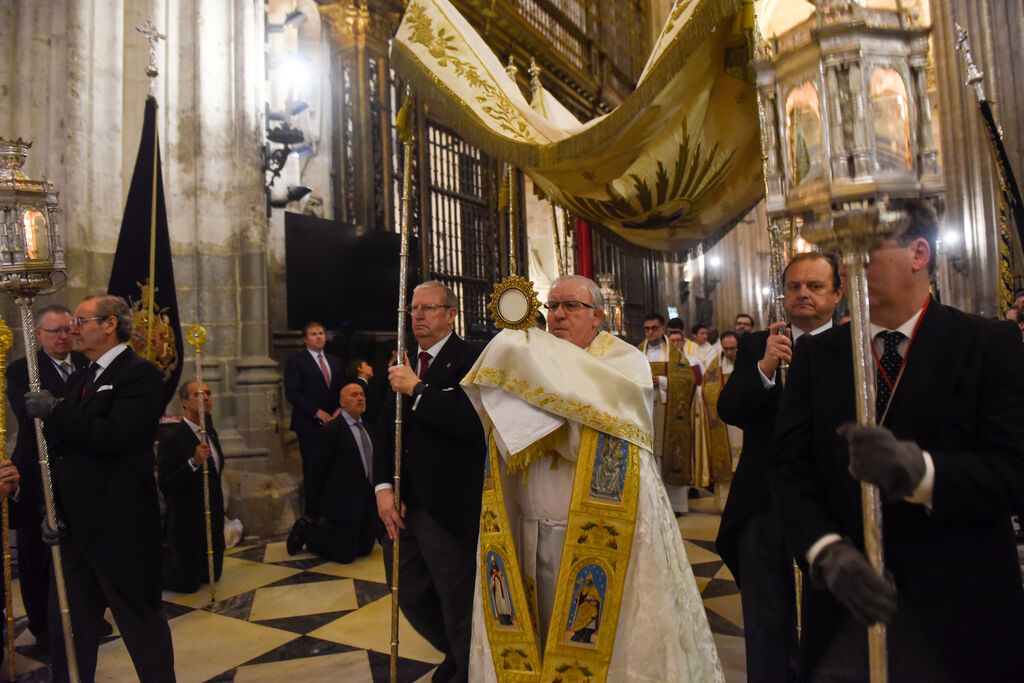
157,379,225,592
288,381,381,563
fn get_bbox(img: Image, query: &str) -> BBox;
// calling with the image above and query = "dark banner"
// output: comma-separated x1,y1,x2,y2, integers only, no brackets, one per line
108,95,183,407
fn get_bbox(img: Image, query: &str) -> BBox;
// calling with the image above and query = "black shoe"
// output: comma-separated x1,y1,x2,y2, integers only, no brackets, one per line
286,519,308,556
99,618,114,636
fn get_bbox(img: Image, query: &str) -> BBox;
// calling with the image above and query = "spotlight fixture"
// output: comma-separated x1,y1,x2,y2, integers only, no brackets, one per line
269,185,313,208
267,9,307,32
267,101,311,121
284,10,307,27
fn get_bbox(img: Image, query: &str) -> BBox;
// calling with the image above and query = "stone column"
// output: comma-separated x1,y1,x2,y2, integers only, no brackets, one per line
2,0,298,536
929,0,1020,315
160,0,297,534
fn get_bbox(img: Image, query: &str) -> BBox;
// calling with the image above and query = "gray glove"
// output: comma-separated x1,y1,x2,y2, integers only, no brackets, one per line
40,516,65,547
812,538,898,626
841,424,925,502
25,390,62,419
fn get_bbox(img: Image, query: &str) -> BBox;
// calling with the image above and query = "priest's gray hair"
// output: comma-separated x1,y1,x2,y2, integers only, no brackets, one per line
550,275,605,316
414,280,460,309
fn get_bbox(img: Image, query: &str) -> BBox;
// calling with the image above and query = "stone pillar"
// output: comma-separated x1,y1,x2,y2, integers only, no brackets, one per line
929,0,1016,315
1,0,299,536
161,0,298,534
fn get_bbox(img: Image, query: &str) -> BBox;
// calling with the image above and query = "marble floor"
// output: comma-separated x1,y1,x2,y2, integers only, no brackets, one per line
5,497,746,682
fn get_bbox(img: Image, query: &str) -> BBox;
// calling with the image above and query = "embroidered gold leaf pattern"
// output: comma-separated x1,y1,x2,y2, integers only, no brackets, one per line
553,127,736,231
405,2,538,142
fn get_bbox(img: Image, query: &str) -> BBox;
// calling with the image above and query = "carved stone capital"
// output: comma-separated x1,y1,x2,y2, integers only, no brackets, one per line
319,1,399,53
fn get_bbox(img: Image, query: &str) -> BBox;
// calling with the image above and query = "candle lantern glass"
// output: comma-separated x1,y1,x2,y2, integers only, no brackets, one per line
0,138,66,298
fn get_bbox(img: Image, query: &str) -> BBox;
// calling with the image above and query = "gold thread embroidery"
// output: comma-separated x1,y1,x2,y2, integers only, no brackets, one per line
466,365,653,451
404,2,539,143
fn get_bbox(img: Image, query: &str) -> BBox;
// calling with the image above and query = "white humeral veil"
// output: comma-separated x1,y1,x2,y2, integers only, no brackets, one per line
461,329,724,682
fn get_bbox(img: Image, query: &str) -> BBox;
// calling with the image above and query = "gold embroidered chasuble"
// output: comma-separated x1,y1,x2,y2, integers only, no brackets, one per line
638,338,697,486
462,330,724,682
699,354,734,483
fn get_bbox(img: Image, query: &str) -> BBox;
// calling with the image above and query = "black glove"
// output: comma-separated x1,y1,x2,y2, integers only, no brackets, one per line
25,390,62,419
841,424,926,501
40,516,66,547
811,538,897,626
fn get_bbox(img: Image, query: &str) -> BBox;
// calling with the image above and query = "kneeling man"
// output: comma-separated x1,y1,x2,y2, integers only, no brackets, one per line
288,382,381,563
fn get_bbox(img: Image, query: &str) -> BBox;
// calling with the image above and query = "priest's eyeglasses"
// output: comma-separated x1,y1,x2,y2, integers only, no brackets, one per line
38,326,72,335
543,300,594,313
409,304,451,315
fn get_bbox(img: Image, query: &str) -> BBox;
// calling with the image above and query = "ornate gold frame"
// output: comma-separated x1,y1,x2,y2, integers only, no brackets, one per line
489,275,541,331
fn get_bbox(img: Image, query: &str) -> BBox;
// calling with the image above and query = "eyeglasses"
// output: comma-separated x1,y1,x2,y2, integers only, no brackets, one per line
73,315,108,328
38,326,72,335
642,324,663,332
543,300,594,313
409,304,451,315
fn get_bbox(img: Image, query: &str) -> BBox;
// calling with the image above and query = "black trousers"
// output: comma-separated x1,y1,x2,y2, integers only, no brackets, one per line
810,593,952,683
300,513,378,564
16,493,50,641
296,434,318,516
735,505,798,683
48,536,175,683
162,537,224,594
382,507,475,683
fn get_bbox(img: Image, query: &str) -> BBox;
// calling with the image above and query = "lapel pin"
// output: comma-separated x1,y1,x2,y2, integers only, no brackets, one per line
446,362,451,368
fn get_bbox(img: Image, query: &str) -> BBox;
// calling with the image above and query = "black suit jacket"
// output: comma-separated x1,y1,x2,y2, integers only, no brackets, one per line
156,420,226,562
374,334,486,544
284,349,345,436
769,302,1024,680
715,330,782,583
6,350,88,502
309,415,377,524
43,347,166,609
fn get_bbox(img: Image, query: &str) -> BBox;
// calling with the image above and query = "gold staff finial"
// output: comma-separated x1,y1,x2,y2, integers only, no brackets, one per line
186,324,208,352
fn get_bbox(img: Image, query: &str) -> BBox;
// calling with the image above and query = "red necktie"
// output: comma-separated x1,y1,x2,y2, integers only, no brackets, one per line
318,353,330,387
418,351,432,379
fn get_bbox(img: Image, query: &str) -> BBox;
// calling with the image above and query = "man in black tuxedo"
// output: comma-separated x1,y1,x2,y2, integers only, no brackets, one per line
157,379,225,593
716,252,842,683
6,304,88,645
284,321,344,516
288,381,382,563
770,201,1024,681
377,281,485,683
26,294,174,682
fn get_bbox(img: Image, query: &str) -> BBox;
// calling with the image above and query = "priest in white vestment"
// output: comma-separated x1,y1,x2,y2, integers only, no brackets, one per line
462,275,722,682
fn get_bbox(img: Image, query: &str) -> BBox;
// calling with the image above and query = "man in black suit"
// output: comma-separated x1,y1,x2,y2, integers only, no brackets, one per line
157,379,225,593
377,280,485,683
288,381,381,563
716,252,842,683
6,304,87,645
284,321,344,516
770,201,1024,681
26,294,174,682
